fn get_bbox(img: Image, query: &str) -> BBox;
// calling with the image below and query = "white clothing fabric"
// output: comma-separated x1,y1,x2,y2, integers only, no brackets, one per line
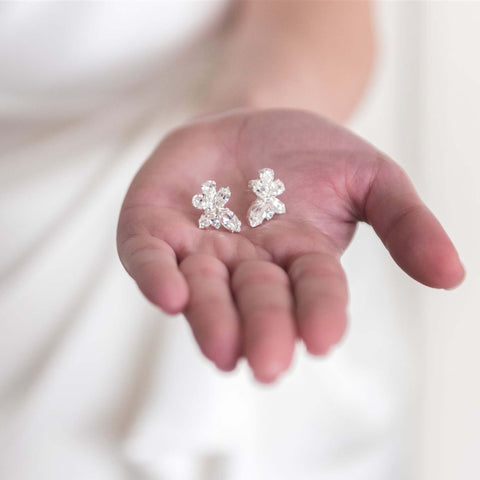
0,3,415,480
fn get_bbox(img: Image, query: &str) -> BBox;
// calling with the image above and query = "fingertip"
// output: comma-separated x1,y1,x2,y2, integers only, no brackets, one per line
121,237,189,314
304,340,332,357
252,363,283,384
385,207,465,290
302,321,345,356
441,256,466,290
191,321,242,372
298,305,347,356
414,240,466,290
448,264,466,290
248,349,292,384
141,273,189,314
212,338,242,373
159,287,189,314
215,355,239,372
207,347,241,374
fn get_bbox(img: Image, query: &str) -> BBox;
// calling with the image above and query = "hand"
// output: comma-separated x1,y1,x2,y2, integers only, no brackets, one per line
117,109,464,382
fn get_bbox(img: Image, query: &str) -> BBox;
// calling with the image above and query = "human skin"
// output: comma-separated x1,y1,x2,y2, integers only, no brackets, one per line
117,2,464,383
211,0,375,122
117,109,464,383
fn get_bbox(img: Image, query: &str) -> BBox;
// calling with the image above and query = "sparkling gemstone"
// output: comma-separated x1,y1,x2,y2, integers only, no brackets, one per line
259,168,275,183
198,213,210,229
249,179,269,199
264,206,275,220
270,179,285,197
248,168,286,227
192,193,207,209
221,209,241,232
211,216,221,229
201,180,217,198
215,187,231,208
271,197,286,214
248,200,266,228
193,181,241,232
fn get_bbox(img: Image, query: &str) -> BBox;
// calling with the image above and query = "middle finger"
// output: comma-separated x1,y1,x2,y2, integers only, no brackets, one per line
232,260,296,383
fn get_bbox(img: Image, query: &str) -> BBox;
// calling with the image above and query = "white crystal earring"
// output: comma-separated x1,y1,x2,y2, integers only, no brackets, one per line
192,180,241,233
247,168,286,227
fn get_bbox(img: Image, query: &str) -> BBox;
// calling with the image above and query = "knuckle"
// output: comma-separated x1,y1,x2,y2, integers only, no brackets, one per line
118,236,172,274
232,261,288,291
180,254,228,279
247,305,290,325
301,311,348,355
289,253,344,283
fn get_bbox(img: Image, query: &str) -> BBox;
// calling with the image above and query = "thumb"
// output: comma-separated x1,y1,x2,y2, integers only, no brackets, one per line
359,157,465,289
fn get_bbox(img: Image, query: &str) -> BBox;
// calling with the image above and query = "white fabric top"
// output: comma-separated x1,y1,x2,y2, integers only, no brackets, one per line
0,3,414,479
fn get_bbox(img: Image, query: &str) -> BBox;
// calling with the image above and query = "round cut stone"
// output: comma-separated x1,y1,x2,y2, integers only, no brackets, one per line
192,194,207,209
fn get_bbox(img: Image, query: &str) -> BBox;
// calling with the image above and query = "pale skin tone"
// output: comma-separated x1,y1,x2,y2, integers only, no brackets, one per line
117,2,465,383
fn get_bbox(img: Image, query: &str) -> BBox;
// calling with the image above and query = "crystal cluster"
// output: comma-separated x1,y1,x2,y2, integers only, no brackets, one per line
248,168,286,227
192,180,241,233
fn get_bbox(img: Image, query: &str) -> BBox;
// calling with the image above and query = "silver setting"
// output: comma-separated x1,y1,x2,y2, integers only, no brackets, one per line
247,168,286,227
192,180,241,233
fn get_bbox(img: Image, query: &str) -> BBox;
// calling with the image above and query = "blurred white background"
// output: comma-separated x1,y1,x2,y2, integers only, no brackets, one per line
352,2,480,478
0,2,478,479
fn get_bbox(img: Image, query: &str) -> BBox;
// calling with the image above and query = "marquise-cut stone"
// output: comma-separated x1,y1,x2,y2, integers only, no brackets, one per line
271,197,286,214
248,201,265,228
221,209,241,232
215,187,231,207
264,206,275,220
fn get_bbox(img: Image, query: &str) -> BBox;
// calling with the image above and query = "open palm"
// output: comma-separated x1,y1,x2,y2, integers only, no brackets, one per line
117,110,464,382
